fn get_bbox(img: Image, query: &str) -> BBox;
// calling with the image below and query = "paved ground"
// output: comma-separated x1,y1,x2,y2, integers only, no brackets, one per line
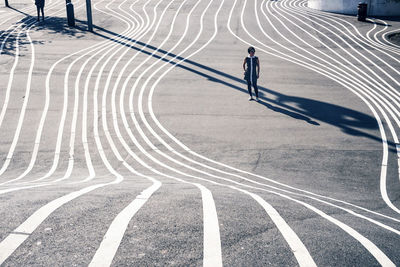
389,33,400,45
0,0,400,266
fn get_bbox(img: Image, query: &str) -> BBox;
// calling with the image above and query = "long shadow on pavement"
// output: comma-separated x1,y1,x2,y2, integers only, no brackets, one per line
82,23,392,151
0,9,87,56
1,12,395,152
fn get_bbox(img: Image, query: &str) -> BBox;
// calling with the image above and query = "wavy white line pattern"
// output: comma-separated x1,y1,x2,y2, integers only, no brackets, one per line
0,0,399,265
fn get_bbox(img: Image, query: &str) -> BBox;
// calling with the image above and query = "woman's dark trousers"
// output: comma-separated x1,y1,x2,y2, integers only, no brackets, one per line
247,80,258,98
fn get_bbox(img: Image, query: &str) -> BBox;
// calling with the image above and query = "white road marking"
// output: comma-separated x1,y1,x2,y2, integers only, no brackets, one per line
245,0,400,216
117,0,399,265
270,0,400,215
0,0,110,187
0,181,118,265
0,24,22,132
0,0,88,185
85,2,166,265
288,2,400,214
135,0,400,231
277,189,396,266
93,0,224,266
0,0,152,264
0,0,58,39
89,182,161,267
379,23,400,51
0,0,398,264
0,20,36,177
0,0,62,178
277,0,400,99
116,0,316,265
137,0,400,232
198,184,222,267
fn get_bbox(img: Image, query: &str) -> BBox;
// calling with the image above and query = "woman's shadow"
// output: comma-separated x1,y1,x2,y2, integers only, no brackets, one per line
255,87,393,151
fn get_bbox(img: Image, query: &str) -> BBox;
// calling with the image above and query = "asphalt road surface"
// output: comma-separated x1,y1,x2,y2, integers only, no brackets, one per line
0,0,400,266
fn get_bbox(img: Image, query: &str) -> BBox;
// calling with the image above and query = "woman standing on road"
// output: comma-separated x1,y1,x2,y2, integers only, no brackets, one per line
243,46,260,101
35,0,45,22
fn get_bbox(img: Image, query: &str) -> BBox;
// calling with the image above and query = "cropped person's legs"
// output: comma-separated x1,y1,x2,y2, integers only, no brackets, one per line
247,80,253,99
40,7,44,20
253,81,259,98
36,6,40,21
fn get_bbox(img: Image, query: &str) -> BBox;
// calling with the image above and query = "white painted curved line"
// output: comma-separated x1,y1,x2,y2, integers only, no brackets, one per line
286,0,400,94
272,0,400,213
126,0,399,264
293,1,400,58
382,28,400,50
235,188,316,267
0,179,121,265
88,181,161,267
268,187,396,267
122,3,400,267
0,0,58,47
85,1,179,265
139,0,400,229
52,0,143,184
262,0,400,136
0,0,88,184
96,0,223,266
233,0,400,215
114,0,317,265
238,1,399,261
75,0,147,185
0,2,63,131
0,20,36,176
0,1,159,265
0,1,148,263
0,0,138,187
76,0,154,185
280,0,400,101
0,1,396,266
272,0,400,214
0,0,56,29
198,183,222,267
0,25,22,130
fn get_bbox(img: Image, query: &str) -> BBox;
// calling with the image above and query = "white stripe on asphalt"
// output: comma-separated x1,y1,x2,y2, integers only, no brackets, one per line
123,0,399,265
96,1,224,266
0,181,117,265
0,0,146,263
198,184,222,267
121,0,316,265
88,182,161,267
279,0,400,214
0,0,88,185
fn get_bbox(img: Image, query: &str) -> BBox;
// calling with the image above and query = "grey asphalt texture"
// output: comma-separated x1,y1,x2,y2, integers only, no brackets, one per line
0,0,400,266
389,32,400,45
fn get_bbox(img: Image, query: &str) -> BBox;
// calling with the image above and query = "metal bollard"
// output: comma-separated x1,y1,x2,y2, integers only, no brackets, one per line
357,2,368,21
66,2,75,26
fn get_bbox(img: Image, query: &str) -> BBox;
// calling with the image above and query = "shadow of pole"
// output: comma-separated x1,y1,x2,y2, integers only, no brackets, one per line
1,11,395,152
77,20,398,153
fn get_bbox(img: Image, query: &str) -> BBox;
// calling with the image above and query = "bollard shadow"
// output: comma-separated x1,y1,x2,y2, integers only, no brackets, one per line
85,23,397,152
9,7,88,37
372,16,400,23
72,22,394,152
0,9,87,56
0,10,394,152
365,19,392,27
